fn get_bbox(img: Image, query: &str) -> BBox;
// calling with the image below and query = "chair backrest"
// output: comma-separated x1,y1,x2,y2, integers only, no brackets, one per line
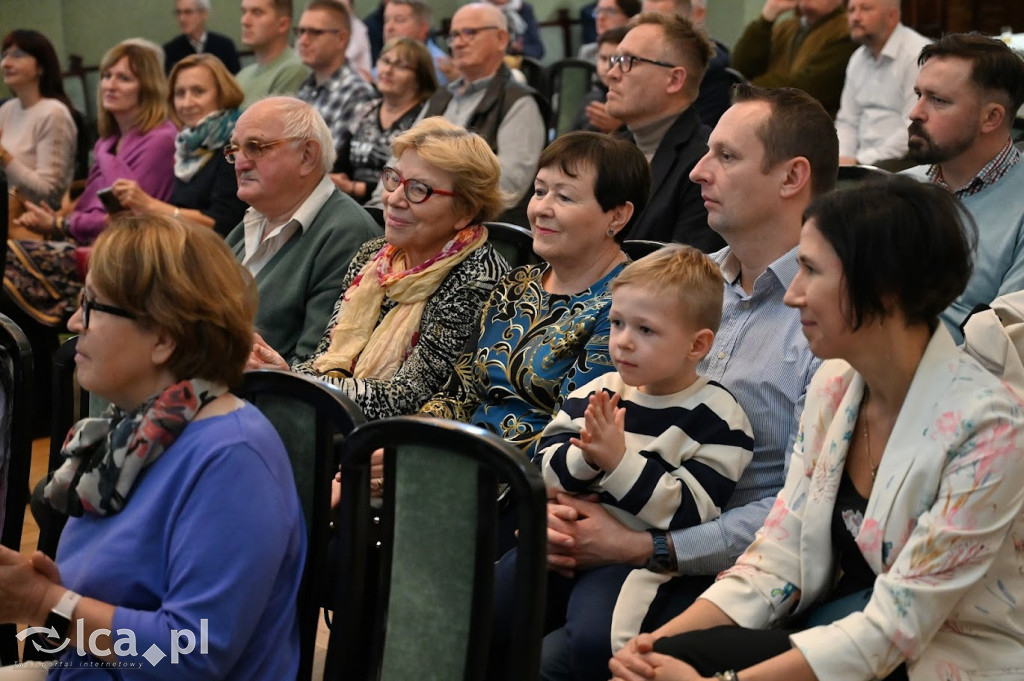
622,239,666,260
325,416,547,681
363,205,385,227
484,221,542,268
518,56,547,95
545,58,597,141
0,313,33,666
836,164,890,190
234,369,366,681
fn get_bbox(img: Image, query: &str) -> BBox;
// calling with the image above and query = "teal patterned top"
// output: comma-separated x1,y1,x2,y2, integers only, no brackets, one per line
421,262,623,460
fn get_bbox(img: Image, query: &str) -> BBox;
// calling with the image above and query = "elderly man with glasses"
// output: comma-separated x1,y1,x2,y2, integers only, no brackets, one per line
603,12,721,250
417,2,546,225
223,96,381,363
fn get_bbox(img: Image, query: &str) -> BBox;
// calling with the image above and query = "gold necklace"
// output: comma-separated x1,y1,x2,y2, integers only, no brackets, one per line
863,390,878,480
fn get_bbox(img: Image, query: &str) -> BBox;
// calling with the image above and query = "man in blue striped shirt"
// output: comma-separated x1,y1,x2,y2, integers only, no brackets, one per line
541,84,835,681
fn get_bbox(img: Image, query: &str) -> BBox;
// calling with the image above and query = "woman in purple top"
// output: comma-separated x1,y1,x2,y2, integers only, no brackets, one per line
6,40,176,328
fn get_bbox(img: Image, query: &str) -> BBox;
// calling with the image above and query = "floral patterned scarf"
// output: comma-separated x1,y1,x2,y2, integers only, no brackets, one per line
312,225,488,379
43,379,225,517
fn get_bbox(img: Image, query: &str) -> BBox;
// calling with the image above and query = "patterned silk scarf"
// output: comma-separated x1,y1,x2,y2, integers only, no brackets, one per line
312,225,488,379
174,109,240,183
43,379,226,517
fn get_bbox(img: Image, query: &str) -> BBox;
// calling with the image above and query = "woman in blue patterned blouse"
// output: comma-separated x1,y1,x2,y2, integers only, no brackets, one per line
420,131,650,460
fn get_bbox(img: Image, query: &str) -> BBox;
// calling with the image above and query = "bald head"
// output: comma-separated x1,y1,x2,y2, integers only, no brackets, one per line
448,3,510,81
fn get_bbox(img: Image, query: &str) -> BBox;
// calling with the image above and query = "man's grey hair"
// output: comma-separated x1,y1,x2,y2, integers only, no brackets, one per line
270,97,337,173
193,0,212,12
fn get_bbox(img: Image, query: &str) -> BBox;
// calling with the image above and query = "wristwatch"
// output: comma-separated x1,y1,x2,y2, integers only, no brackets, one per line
44,589,82,642
644,529,675,573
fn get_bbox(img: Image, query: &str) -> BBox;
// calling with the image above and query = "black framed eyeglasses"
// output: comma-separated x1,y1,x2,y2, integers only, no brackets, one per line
446,25,499,42
381,167,456,204
223,137,303,164
293,27,342,38
78,292,136,329
608,53,678,73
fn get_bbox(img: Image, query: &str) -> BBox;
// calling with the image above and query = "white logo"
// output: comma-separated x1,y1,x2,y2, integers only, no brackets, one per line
17,619,209,667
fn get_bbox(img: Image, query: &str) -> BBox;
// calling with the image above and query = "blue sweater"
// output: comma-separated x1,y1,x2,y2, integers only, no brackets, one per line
53,404,305,680
905,160,1024,341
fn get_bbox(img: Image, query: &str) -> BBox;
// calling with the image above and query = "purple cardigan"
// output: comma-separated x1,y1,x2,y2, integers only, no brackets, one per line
67,120,177,244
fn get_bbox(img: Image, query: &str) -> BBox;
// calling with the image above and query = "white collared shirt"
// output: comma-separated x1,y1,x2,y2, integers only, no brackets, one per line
239,174,335,276
187,31,208,54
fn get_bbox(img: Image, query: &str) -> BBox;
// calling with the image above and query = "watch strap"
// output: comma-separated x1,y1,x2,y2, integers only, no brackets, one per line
45,589,82,640
644,529,674,573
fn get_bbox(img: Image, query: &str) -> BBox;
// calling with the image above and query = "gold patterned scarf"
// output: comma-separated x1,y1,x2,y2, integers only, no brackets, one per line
312,225,488,379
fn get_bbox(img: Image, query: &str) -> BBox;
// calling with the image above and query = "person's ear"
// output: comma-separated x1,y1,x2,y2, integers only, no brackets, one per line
606,201,634,238
686,328,714,362
150,327,177,367
667,66,687,95
297,139,321,176
779,157,812,199
979,101,1006,135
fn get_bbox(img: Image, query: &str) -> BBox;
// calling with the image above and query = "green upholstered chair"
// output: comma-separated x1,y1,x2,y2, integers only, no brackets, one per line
234,369,366,681
0,313,34,665
325,415,547,681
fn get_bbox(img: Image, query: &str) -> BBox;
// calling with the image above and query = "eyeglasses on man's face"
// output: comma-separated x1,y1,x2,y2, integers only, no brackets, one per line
377,55,414,71
381,167,456,204
608,53,678,73
223,137,303,164
78,292,136,329
446,25,500,42
293,26,342,38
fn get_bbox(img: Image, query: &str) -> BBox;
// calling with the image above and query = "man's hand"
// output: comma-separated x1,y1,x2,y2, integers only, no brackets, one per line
761,0,798,22
545,493,653,574
586,101,625,134
571,390,626,472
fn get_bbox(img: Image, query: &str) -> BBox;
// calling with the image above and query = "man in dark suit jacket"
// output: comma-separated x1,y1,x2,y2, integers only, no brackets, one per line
606,11,723,251
164,0,242,74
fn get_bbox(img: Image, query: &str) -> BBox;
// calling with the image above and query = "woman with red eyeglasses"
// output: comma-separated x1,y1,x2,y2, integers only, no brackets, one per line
247,116,509,421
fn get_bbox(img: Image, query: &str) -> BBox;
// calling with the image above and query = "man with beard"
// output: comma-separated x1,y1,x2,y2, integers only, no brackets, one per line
903,33,1024,341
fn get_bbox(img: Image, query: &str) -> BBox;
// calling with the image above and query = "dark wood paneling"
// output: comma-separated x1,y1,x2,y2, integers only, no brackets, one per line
901,0,1022,38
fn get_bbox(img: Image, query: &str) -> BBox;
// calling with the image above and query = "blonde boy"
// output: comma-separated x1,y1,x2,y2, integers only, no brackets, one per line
537,244,754,651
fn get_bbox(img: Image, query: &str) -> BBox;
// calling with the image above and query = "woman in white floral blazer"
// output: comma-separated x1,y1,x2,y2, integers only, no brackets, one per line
610,176,1024,681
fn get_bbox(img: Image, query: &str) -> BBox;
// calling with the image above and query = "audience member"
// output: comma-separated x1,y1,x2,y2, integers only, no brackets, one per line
0,214,305,679
732,0,856,117
611,174,1024,681
485,0,545,59
421,131,650,459
578,0,641,63
903,33,1024,341
419,3,546,221
331,37,436,203
236,0,310,108
521,245,754,679
836,0,929,168
336,0,374,79
0,30,78,211
605,13,721,250
382,0,455,86
540,85,828,681
223,96,380,363
163,0,241,74
103,55,247,239
249,117,510,419
571,26,628,134
364,0,386,62
642,0,733,127
295,0,376,171
8,41,176,328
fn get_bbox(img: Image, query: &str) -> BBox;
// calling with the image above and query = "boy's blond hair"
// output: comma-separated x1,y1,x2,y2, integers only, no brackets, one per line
612,244,723,332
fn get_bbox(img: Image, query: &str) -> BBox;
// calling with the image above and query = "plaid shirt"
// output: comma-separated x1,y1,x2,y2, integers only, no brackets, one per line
296,62,375,158
927,138,1021,198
